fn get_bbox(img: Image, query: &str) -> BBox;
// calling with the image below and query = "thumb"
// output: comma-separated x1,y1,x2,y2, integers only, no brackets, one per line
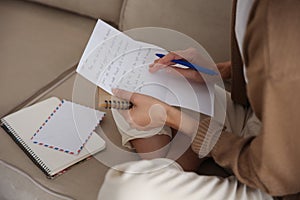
112,88,133,101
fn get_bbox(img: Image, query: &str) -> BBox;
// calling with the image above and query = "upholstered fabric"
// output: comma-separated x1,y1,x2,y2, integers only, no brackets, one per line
0,74,105,200
119,0,232,62
0,160,71,200
0,0,95,118
27,0,124,25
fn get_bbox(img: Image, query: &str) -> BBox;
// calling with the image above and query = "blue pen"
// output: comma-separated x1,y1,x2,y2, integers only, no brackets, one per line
155,53,218,76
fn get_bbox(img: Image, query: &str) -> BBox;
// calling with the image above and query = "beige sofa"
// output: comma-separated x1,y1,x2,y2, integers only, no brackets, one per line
0,0,232,199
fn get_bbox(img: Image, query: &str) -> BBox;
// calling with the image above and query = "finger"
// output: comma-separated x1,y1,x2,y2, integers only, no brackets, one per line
112,88,133,101
149,59,160,68
216,61,231,72
128,109,148,130
149,63,168,73
153,59,160,63
149,57,176,73
149,58,170,68
158,52,182,65
216,61,231,66
149,52,185,73
166,67,204,83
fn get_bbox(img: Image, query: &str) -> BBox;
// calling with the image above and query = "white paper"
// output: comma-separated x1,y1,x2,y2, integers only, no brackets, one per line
76,19,214,116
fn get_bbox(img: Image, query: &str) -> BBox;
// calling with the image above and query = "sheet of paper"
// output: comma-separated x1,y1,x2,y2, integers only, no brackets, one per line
76,19,214,116
31,100,105,155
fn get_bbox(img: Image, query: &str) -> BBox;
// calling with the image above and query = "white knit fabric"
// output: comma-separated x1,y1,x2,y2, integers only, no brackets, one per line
98,158,272,200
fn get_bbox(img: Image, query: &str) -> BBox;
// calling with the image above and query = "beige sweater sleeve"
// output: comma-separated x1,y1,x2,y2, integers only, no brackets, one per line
193,0,300,197
192,117,300,197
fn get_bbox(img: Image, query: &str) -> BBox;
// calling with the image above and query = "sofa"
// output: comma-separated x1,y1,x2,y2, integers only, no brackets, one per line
0,0,232,199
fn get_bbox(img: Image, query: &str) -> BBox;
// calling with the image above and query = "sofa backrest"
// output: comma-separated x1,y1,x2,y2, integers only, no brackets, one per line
26,0,232,62
26,0,124,26
119,0,232,62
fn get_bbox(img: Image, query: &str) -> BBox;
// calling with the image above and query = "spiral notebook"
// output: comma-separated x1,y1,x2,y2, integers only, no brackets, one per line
1,97,106,178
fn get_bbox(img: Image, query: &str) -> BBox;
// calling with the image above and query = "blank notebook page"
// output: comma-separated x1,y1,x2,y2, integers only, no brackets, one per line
31,100,105,155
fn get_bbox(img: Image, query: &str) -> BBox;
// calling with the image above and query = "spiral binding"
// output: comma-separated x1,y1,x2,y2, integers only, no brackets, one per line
103,100,133,110
1,119,52,177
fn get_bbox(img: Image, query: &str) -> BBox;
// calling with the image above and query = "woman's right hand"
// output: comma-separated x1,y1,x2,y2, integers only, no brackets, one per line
149,48,232,82
149,48,206,83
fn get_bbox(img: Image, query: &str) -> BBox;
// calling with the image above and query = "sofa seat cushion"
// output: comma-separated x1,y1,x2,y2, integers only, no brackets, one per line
0,68,138,199
0,160,70,200
0,0,96,117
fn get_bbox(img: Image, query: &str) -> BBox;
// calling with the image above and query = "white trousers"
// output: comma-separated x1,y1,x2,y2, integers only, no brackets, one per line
98,158,272,200
98,89,273,200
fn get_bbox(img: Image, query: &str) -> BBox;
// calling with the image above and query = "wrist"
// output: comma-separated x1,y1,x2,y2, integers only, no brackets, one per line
165,106,180,129
165,106,198,136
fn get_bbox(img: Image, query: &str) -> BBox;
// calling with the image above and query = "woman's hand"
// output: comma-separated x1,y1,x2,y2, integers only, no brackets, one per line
149,48,206,83
113,88,174,131
149,48,232,82
216,61,231,80
113,88,198,136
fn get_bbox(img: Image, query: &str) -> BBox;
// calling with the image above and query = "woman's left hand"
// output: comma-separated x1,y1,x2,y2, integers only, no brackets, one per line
113,89,198,136
112,88,174,131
